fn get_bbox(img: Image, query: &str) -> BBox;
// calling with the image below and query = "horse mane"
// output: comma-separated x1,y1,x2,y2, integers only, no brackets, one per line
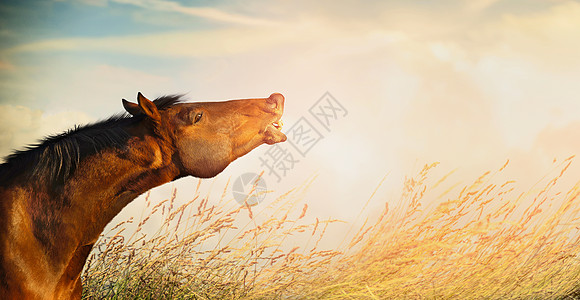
0,95,185,188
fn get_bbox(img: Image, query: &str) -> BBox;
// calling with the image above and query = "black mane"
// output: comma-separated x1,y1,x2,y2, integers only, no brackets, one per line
0,95,185,188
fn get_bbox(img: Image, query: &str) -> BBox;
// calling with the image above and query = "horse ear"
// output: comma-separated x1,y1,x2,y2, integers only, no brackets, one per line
122,99,142,116
136,92,161,121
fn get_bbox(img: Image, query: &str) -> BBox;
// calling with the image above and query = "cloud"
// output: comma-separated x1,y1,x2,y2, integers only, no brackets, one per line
465,0,503,12
0,60,15,71
0,105,93,159
65,0,276,25
354,1,580,153
464,1,580,68
87,64,170,90
111,0,277,26
461,2,580,149
75,0,109,6
2,0,580,219
3,25,301,58
534,122,580,159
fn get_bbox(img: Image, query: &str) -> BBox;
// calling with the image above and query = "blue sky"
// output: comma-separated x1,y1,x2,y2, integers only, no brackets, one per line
1,0,580,229
1,0,222,40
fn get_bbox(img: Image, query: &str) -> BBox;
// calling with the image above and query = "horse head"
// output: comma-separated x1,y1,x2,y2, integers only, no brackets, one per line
122,92,287,178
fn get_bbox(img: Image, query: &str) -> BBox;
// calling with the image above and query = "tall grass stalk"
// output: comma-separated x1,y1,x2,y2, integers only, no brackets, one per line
82,176,340,299
82,159,580,299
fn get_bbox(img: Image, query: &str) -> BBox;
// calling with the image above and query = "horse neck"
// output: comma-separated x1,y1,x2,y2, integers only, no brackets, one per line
60,127,182,241
0,124,184,296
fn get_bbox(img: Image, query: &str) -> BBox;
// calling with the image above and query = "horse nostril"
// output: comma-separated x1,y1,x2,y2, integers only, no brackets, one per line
267,93,284,110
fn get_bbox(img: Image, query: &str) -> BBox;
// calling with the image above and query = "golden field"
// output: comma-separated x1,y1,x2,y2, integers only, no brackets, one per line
82,158,580,299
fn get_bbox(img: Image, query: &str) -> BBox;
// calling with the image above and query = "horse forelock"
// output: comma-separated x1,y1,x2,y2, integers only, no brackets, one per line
0,94,187,188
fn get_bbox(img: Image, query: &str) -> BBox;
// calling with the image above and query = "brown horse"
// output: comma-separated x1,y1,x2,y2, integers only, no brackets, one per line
0,92,286,299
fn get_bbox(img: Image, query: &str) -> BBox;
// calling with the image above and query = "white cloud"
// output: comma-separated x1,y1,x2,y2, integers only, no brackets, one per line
76,0,109,6
4,26,300,58
534,122,580,160
3,1,580,223
66,0,276,25
111,0,277,26
465,0,503,12
461,2,580,149
477,1,580,68
0,105,93,159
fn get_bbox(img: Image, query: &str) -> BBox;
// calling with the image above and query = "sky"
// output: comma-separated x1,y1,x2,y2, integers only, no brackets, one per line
1,0,580,236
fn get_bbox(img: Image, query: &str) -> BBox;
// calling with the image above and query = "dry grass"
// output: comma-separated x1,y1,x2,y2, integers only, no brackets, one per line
82,158,580,299
81,176,341,299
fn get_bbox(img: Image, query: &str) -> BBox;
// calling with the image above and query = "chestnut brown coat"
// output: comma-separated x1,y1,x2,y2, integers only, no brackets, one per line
0,92,286,299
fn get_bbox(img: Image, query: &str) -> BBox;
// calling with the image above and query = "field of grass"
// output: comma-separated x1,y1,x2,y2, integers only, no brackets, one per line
82,158,580,299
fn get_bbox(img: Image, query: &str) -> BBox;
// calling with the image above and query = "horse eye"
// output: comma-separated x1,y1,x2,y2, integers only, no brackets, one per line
193,112,203,124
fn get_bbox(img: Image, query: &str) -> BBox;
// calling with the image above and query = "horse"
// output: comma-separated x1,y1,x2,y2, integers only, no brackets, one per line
0,92,287,299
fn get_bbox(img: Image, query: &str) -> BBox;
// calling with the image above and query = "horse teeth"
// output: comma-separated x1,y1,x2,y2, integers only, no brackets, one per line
272,120,283,130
